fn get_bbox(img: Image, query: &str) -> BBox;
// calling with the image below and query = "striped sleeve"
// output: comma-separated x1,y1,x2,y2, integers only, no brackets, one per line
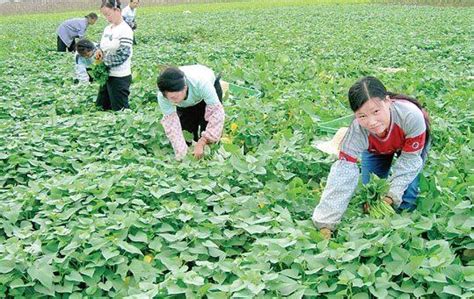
103,37,133,68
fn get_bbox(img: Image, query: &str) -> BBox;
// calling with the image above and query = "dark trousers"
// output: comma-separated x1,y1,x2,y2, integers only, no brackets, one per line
96,75,132,111
57,36,76,52
177,77,223,141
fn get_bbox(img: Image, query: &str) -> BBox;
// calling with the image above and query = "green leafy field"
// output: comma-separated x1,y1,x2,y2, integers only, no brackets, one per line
0,1,472,297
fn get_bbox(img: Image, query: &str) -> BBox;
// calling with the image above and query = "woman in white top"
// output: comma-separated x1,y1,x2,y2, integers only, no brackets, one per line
95,0,134,111
122,0,139,29
122,0,139,44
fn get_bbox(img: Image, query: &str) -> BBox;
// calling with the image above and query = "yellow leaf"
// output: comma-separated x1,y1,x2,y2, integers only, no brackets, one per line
230,123,238,132
143,254,153,264
221,137,232,144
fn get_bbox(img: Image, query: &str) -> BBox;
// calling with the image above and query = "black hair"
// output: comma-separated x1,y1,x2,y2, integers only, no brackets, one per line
348,76,430,140
101,0,121,9
76,39,95,56
157,67,186,93
85,12,98,20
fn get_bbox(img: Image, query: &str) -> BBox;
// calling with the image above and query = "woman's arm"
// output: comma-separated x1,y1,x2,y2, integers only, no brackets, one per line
312,160,360,230
103,37,133,68
201,103,225,143
387,107,427,206
161,113,188,160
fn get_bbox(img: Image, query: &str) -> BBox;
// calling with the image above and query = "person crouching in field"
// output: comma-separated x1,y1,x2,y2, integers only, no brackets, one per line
74,39,97,84
57,13,98,52
95,0,133,111
312,76,430,239
122,0,139,44
157,65,225,161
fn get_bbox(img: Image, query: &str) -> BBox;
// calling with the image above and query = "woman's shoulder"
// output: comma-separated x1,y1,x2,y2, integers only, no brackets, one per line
391,100,424,120
122,5,131,13
391,100,426,133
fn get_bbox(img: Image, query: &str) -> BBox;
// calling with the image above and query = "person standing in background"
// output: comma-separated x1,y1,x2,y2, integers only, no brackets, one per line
95,0,134,111
122,0,140,44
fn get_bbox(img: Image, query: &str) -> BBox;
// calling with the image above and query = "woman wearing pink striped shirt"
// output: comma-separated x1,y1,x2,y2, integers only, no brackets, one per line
157,65,225,160
313,76,431,239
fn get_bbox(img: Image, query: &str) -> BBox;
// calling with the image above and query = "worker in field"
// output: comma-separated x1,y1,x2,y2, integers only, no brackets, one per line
57,13,98,52
94,0,133,111
73,39,98,84
122,0,140,45
312,76,431,239
157,65,225,161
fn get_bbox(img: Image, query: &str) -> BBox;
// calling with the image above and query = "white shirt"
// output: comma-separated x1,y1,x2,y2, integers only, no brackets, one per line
121,5,136,27
100,21,133,77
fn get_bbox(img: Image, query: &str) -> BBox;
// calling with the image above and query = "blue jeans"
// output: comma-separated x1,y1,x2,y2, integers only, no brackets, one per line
361,143,429,211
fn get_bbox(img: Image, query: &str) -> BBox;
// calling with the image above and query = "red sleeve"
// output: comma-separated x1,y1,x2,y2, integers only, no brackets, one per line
402,131,426,153
339,151,358,163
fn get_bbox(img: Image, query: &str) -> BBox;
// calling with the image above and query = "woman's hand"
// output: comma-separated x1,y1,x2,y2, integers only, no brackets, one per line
95,49,104,61
383,196,393,206
193,138,207,159
320,228,332,240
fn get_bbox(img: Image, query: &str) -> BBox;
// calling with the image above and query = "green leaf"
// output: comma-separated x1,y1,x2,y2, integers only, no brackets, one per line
352,293,370,299
129,231,148,243
230,155,249,173
317,282,337,293
102,248,120,260
65,271,84,283
183,270,205,286
149,238,163,251
27,261,54,289
357,264,371,278
202,240,219,248
242,224,270,234
116,240,142,255
442,285,462,297
0,260,15,274
403,256,425,277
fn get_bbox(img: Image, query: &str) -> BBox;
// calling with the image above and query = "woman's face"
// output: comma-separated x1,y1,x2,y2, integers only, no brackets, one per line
80,50,94,58
130,0,139,9
355,97,391,137
101,7,121,24
165,86,188,105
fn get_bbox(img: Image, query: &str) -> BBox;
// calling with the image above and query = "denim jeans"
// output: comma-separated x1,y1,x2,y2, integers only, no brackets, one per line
361,142,430,211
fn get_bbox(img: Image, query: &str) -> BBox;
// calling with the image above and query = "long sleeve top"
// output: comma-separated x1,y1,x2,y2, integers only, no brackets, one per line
157,64,225,160
74,45,97,82
121,5,137,28
57,18,88,47
312,99,428,229
100,21,133,77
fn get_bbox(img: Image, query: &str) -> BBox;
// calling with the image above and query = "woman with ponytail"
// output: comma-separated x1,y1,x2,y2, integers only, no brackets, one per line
312,76,430,239
95,0,134,111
